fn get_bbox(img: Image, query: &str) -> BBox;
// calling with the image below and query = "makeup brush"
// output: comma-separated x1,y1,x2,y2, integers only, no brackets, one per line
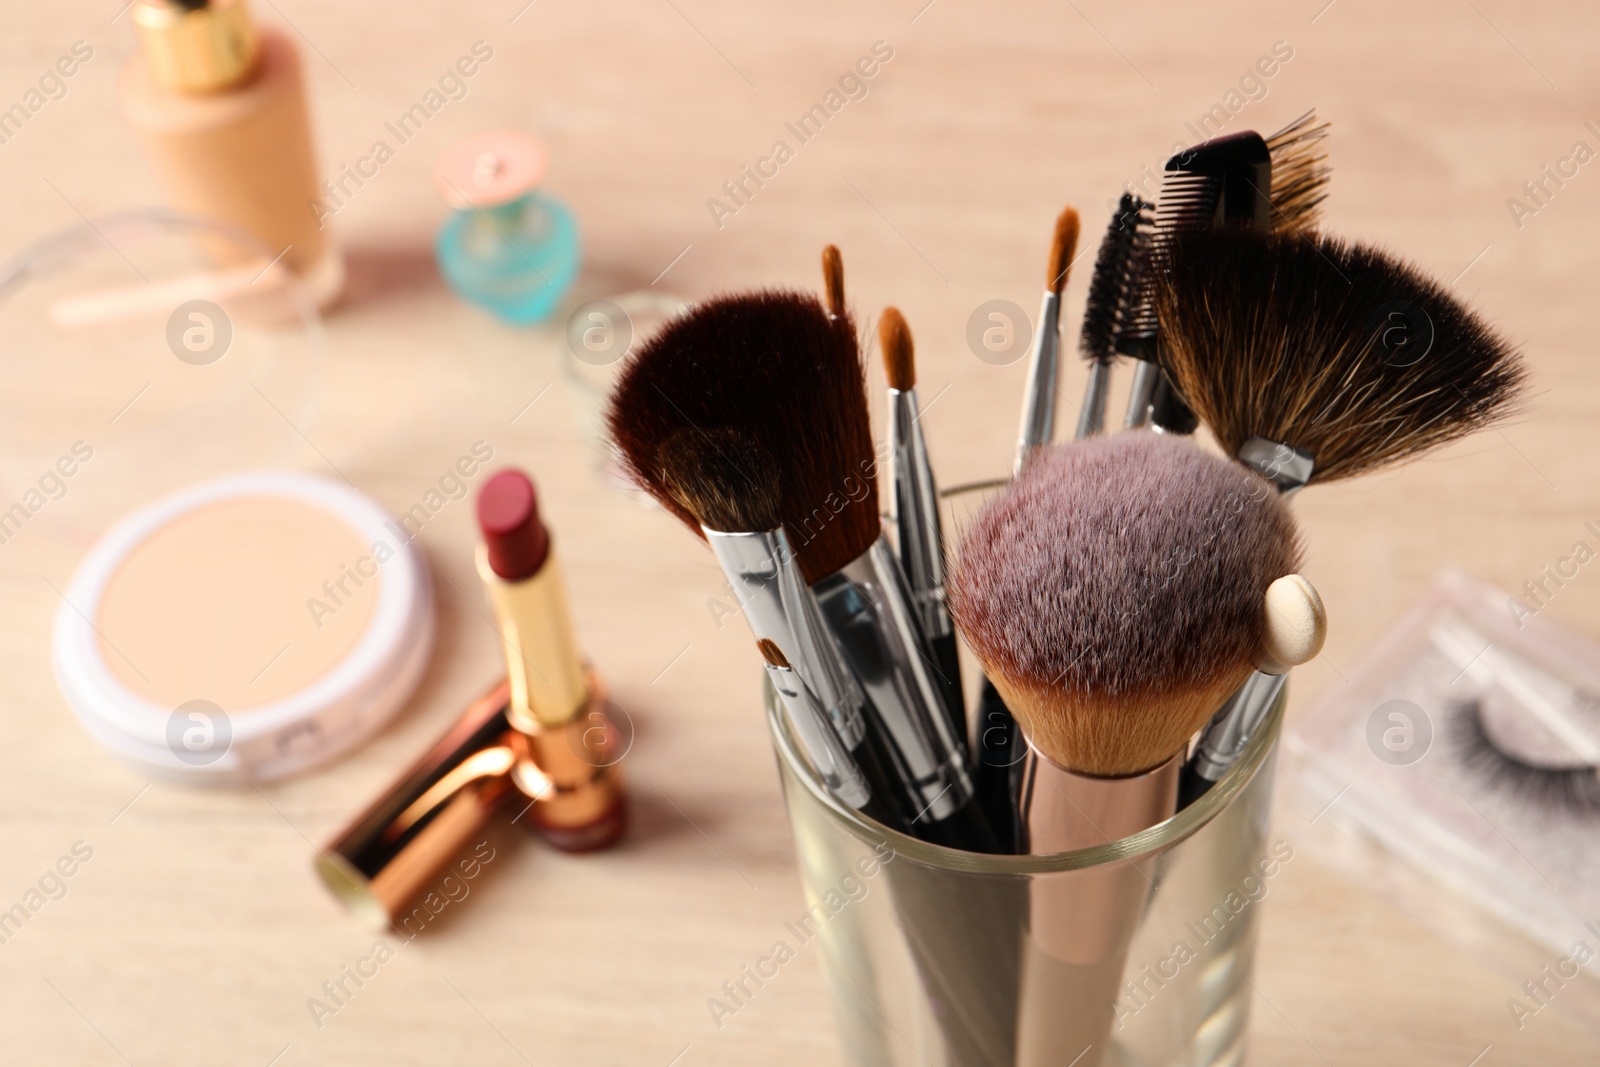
1074,193,1151,439
1264,109,1331,232
1156,226,1527,488
1013,206,1081,475
949,432,1308,785
606,291,991,850
947,431,1318,1067
1118,117,1326,431
1158,226,1524,796
651,427,898,814
881,306,965,748
822,243,846,322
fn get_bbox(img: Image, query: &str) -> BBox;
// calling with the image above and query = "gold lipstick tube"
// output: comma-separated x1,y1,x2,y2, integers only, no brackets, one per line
315,680,518,929
476,543,627,849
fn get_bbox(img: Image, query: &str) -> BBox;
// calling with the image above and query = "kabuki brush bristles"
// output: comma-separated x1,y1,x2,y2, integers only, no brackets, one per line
947,431,1317,1067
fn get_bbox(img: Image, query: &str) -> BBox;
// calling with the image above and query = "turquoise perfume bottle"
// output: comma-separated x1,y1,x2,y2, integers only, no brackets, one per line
433,131,579,324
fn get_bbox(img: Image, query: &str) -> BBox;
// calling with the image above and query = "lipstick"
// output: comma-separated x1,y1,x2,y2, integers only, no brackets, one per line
476,468,626,851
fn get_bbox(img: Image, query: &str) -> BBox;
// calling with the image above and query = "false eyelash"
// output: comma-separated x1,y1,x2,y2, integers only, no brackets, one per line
1451,699,1600,816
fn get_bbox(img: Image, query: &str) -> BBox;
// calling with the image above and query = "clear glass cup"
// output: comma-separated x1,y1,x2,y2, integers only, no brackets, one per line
765,482,1288,1067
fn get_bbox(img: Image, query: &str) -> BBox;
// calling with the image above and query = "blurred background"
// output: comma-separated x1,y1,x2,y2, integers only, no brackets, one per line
1,1,1596,1063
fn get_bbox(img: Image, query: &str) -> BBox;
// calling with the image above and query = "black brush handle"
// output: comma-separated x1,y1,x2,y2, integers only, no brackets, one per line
969,677,1022,854
927,629,968,760
1176,761,1213,809
1149,368,1198,435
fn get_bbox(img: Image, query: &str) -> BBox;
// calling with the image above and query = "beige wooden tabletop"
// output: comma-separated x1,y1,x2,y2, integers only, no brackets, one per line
2,0,1598,1063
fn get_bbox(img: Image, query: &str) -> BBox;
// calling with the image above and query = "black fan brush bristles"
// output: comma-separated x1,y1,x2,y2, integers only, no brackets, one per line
948,432,1304,777
605,291,880,583
656,428,781,534
1079,193,1151,366
1156,227,1526,484
1265,110,1331,233
1453,700,1600,815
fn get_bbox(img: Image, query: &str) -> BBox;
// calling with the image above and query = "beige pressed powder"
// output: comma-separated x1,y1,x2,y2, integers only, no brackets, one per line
96,495,379,712
54,471,434,782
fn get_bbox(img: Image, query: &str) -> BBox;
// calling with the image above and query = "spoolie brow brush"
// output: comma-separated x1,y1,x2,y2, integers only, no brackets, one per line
880,307,965,751
1074,193,1151,438
1013,206,1080,475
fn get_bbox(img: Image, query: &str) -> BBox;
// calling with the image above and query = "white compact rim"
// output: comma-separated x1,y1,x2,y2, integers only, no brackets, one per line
52,470,435,783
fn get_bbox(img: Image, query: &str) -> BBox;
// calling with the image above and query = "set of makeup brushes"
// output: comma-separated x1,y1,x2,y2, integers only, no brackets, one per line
606,108,1526,1066
604,110,1525,866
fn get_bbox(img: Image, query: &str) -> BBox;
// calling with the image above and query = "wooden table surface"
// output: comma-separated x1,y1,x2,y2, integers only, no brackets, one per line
3,1,1598,1063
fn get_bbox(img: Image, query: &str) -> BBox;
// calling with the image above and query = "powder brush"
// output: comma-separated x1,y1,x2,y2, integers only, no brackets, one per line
653,428,880,794
947,431,1318,1067
606,291,989,848
949,432,1309,785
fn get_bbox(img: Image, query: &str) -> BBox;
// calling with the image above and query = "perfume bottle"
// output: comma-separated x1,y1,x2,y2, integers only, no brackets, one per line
119,0,344,307
433,131,580,324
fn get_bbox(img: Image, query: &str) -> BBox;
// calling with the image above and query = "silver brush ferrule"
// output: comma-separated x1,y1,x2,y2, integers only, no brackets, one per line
1074,360,1112,439
1238,436,1314,494
1124,360,1158,429
1188,671,1286,783
764,663,872,808
1014,288,1062,475
706,528,867,749
813,534,973,823
887,387,952,642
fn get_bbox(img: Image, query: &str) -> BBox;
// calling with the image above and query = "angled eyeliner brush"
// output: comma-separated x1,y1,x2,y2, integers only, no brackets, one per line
880,307,965,752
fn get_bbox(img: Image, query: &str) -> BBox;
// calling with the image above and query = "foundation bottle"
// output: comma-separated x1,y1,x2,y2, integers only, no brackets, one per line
119,0,344,307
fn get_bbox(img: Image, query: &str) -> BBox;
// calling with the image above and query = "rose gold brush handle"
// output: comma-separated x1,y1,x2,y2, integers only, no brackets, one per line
1016,752,1181,1067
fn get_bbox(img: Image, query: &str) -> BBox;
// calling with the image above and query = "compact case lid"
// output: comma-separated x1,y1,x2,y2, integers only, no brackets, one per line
52,470,434,782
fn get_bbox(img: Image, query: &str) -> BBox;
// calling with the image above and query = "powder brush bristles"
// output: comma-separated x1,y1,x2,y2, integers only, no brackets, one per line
605,290,880,583
880,307,915,390
1155,227,1527,484
1046,207,1081,295
656,428,781,534
1265,110,1331,232
1079,194,1151,367
948,433,1304,777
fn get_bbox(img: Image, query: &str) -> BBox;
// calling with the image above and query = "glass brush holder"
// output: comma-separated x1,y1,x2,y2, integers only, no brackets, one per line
767,679,1287,1067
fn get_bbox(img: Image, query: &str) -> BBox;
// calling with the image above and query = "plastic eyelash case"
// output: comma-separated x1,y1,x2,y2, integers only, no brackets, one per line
1286,569,1600,1033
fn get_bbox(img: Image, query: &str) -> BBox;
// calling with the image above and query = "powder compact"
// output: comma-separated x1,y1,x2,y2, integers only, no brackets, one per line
53,470,434,782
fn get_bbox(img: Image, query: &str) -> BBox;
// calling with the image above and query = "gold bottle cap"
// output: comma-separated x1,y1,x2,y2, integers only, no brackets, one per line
132,0,261,93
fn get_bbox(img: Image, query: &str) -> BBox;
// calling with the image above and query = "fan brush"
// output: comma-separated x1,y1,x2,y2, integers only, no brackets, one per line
1159,225,1523,801
1156,226,1527,487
